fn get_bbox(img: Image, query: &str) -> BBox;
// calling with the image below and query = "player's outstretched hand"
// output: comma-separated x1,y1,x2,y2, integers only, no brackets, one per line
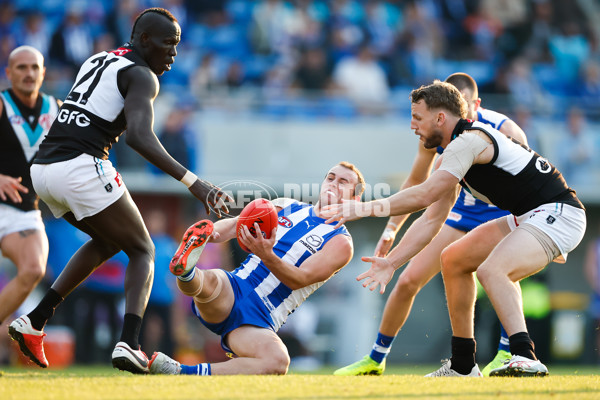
322,199,365,228
0,174,28,203
188,179,233,218
357,256,396,294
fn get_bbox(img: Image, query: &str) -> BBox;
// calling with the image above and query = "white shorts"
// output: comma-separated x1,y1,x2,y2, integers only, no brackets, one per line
31,153,127,221
0,204,45,242
506,203,586,262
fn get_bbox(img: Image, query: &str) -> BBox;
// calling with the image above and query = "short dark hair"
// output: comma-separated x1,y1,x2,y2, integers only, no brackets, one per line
338,161,365,197
410,80,468,119
445,72,478,99
131,8,178,41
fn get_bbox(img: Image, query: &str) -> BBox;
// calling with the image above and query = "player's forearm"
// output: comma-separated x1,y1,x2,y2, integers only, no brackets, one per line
386,213,444,269
212,218,237,243
260,252,308,290
367,187,431,219
126,131,188,180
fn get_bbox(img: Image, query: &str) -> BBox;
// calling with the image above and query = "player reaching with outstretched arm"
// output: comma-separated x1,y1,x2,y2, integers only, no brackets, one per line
149,162,363,375
334,73,528,376
324,81,585,377
8,8,230,374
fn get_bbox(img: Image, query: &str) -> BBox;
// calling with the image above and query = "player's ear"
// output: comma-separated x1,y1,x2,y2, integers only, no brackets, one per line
437,111,446,126
474,98,481,110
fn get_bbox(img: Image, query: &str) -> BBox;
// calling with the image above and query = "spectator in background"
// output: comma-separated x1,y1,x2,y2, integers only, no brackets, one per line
549,21,591,86
584,223,600,364
521,0,554,63
396,2,441,85
556,106,595,187
577,60,600,119
139,209,178,357
224,60,246,90
19,12,51,57
506,58,549,111
190,53,220,95
292,47,334,93
332,42,389,113
250,0,293,55
49,5,95,72
363,0,402,61
108,0,143,45
513,108,543,155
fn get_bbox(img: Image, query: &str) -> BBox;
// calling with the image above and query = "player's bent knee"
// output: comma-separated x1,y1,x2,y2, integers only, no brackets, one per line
396,273,423,296
17,262,46,286
475,265,496,288
262,351,290,375
440,245,471,275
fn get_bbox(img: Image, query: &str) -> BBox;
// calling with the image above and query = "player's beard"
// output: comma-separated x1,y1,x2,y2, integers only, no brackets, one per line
422,128,444,149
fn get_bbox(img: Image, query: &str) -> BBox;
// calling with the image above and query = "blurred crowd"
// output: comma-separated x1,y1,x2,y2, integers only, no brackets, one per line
0,0,599,118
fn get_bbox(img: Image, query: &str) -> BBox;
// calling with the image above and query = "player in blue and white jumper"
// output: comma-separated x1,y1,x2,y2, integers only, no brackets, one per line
149,162,364,375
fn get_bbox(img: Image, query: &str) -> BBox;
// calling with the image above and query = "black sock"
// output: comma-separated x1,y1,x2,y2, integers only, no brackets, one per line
120,313,142,349
449,336,476,375
509,331,536,360
27,289,64,331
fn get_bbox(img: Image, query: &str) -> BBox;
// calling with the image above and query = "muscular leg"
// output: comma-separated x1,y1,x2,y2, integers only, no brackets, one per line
176,269,234,324
173,268,290,375
441,218,509,338
379,224,465,336
476,228,548,336
211,326,290,375
53,191,155,316
0,229,48,322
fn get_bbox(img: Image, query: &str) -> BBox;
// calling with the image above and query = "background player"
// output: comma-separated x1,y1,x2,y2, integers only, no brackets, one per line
0,46,60,328
335,73,527,376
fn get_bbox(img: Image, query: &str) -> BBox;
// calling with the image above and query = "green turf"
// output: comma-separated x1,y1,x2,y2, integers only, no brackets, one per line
0,364,598,400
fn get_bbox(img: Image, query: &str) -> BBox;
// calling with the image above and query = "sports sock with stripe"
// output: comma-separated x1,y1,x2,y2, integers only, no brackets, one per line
498,324,510,352
181,363,212,375
369,332,395,363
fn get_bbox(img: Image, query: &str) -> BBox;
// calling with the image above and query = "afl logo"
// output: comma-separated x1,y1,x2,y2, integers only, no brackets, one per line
535,157,551,174
278,216,293,228
9,115,25,125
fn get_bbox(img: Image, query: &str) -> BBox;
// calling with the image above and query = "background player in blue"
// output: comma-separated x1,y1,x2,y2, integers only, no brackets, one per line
324,81,585,377
149,162,364,376
335,73,527,376
0,46,59,328
8,8,230,375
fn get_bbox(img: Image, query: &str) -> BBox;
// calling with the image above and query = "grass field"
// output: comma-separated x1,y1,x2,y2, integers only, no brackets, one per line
1,364,598,400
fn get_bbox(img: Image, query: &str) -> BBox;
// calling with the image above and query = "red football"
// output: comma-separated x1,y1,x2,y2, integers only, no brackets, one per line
236,198,278,252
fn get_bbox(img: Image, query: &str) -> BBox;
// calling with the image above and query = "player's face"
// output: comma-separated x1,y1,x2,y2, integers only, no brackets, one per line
411,100,444,149
319,165,359,206
6,50,45,96
461,89,480,120
145,20,181,76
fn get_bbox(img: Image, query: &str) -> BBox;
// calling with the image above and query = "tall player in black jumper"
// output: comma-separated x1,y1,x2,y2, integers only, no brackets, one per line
9,8,230,374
